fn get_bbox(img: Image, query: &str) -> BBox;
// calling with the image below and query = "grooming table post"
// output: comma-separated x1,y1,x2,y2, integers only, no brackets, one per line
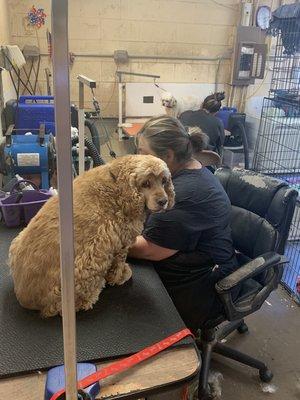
78,80,85,176
0,69,3,138
52,1,77,399
77,74,96,175
117,72,123,141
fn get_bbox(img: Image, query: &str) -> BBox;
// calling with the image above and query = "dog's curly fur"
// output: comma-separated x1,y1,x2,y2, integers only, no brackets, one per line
8,155,174,317
161,91,200,118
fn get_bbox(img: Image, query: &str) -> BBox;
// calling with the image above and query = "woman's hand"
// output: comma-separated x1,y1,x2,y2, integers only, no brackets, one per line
128,236,178,261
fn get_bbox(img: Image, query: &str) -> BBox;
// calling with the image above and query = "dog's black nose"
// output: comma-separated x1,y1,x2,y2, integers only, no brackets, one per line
157,198,168,207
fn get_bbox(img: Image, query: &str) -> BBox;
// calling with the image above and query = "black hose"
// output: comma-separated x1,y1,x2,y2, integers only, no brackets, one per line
71,136,105,167
84,119,100,153
84,137,105,166
236,121,249,170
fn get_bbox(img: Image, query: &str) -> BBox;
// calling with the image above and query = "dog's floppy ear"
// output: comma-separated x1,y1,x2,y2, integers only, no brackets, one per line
127,170,145,211
165,176,175,209
171,97,177,107
107,158,125,182
128,171,138,189
109,157,146,215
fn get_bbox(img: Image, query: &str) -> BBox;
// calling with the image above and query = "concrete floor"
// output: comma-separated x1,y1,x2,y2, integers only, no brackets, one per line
151,287,300,400
89,118,136,161
214,287,300,400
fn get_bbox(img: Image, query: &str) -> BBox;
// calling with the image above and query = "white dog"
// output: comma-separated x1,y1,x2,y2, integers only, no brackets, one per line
161,92,200,118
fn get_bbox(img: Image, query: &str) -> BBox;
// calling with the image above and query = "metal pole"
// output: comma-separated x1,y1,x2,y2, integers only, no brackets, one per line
40,52,231,62
78,81,85,175
118,74,123,140
51,1,77,400
0,68,4,138
116,71,161,79
77,75,96,175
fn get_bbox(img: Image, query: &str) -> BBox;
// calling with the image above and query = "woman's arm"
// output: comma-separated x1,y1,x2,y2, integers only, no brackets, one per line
128,235,178,261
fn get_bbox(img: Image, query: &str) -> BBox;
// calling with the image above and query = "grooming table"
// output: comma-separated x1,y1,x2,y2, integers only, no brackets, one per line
0,227,199,398
122,123,144,137
0,347,199,400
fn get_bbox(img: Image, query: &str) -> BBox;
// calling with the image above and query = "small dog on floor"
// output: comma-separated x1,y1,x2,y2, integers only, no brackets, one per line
8,155,175,317
161,91,200,118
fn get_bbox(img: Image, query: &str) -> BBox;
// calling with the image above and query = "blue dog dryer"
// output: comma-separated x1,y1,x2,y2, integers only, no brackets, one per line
4,125,54,189
15,95,56,135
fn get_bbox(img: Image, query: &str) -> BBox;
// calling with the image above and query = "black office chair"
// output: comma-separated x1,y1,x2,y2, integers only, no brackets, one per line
223,113,249,169
197,168,298,400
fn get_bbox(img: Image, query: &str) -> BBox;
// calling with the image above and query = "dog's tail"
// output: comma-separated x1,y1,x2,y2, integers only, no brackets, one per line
188,126,209,153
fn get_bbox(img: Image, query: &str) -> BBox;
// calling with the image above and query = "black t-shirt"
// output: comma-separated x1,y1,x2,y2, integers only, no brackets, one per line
143,168,237,287
180,109,225,155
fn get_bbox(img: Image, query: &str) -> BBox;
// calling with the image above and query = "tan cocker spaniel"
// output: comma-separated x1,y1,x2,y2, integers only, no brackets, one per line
9,155,175,317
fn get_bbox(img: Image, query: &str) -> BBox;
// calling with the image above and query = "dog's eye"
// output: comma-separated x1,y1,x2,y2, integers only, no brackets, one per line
162,177,167,185
142,180,151,188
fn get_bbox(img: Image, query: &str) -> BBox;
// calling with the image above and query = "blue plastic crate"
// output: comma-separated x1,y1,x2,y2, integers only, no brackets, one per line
216,107,237,130
15,96,55,135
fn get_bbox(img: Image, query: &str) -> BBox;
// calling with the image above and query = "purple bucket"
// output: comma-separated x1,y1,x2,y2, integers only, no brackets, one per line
0,180,52,228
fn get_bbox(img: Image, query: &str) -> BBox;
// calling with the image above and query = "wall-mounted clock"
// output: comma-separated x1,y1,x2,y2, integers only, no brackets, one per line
256,6,271,30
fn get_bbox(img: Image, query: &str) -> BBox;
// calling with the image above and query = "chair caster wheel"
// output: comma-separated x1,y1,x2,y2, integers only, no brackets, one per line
197,393,214,400
196,387,213,400
259,368,273,383
237,322,249,334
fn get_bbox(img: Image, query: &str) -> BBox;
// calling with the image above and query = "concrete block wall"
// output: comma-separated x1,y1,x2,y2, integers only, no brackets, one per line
0,0,14,187
7,0,239,116
0,0,15,103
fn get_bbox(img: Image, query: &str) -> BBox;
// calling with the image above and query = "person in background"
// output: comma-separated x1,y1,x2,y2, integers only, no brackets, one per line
128,115,238,332
180,91,226,156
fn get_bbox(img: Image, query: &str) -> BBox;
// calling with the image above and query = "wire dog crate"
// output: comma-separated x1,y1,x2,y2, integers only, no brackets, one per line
253,3,300,302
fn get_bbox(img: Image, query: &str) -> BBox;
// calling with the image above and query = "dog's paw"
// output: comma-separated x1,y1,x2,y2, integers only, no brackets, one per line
79,301,94,312
119,263,132,285
106,263,132,286
40,305,60,318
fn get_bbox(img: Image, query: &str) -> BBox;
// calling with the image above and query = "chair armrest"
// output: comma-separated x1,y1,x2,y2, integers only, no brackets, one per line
216,252,286,294
215,252,287,321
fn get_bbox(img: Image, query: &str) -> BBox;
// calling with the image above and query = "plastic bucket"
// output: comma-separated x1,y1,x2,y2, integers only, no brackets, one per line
0,180,52,228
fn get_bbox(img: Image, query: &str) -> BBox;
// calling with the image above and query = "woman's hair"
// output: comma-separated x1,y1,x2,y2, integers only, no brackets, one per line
137,115,208,163
202,91,225,114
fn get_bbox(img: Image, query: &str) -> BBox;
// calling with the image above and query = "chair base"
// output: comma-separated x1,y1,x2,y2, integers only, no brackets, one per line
237,321,249,334
197,321,273,399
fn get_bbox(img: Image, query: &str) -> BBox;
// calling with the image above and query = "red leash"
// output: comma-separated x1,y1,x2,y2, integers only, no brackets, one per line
50,328,193,400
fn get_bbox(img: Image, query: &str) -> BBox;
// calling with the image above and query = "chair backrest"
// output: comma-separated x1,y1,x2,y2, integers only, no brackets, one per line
194,150,221,167
215,168,298,258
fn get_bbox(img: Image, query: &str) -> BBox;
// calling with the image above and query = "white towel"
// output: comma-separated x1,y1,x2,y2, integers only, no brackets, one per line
3,45,26,69
0,47,11,70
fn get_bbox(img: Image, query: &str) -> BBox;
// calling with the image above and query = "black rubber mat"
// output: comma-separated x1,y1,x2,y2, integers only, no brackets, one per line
0,226,191,378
